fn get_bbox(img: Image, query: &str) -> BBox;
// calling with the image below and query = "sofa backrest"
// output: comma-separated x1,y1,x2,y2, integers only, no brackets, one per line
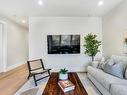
111,55,127,66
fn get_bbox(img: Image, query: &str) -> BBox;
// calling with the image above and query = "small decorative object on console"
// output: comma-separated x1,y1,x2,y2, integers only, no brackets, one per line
58,80,75,93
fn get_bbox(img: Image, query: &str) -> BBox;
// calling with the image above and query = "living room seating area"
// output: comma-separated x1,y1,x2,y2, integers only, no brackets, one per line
87,55,127,95
0,0,127,95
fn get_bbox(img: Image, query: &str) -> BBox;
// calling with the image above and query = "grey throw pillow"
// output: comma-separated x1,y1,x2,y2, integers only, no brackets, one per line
98,59,110,70
98,62,104,70
104,63,124,79
107,59,115,65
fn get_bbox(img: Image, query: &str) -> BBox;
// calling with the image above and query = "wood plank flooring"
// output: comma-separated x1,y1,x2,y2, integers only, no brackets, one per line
0,64,28,95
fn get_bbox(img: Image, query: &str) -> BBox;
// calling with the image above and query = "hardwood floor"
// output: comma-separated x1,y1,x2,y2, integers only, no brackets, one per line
0,64,28,95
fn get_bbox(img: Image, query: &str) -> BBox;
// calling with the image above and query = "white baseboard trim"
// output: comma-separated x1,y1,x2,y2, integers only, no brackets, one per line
51,67,87,72
6,61,26,72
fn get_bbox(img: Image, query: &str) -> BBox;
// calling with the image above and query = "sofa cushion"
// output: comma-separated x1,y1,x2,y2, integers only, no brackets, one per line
87,66,127,92
110,84,127,95
103,63,124,79
107,59,115,65
111,55,127,79
98,59,109,70
111,55,127,65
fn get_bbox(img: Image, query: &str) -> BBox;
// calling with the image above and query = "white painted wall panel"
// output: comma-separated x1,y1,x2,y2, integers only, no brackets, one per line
29,17,102,72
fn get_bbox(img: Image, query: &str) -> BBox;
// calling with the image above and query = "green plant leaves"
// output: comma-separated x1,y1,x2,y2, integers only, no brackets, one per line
59,68,68,74
84,33,101,60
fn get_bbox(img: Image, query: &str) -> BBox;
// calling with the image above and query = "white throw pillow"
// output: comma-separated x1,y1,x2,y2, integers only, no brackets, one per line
107,59,115,66
91,61,99,68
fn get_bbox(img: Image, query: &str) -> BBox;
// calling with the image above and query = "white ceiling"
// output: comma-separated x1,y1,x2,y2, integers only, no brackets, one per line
0,0,124,28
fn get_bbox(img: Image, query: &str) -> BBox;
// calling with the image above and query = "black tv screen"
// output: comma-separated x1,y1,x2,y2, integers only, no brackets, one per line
47,35,80,54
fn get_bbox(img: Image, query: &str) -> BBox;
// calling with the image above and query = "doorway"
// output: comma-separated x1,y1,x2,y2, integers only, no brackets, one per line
0,22,7,72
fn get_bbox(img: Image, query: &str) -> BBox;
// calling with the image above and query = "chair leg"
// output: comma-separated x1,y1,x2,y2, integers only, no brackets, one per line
28,74,32,80
27,75,30,79
28,74,31,79
48,70,51,76
33,75,37,86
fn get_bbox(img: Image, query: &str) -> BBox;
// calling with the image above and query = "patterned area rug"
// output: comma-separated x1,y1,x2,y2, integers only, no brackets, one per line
15,73,101,95
20,88,39,95
15,73,49,95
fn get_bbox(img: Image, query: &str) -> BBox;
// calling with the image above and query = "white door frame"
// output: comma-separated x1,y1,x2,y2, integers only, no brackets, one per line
0,21,7,72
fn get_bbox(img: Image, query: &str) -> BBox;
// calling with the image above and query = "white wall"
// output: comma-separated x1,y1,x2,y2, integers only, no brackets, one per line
7,21,28,69
102,0,127,56
29,17,102,72
0,17,28,71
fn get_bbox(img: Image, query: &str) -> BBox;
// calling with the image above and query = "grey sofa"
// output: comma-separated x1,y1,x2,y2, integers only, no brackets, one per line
87,55,127,95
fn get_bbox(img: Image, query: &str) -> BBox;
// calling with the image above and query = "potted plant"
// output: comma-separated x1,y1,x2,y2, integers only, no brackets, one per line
84,33,101,61
59,68,68,80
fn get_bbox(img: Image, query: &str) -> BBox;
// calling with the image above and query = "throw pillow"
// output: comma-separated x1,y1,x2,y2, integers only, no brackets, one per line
107,59,115,66
98,62,103,69
91,61,99,68
114,60,127,79
104,63,124,79
98,59,110,70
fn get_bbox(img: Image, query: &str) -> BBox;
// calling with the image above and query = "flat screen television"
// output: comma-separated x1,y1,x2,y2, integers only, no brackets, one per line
47,35,80,54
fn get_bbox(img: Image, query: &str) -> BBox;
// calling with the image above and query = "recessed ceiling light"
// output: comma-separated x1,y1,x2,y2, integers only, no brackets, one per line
38,0,43,5
98,1,104,6
22,20,26,24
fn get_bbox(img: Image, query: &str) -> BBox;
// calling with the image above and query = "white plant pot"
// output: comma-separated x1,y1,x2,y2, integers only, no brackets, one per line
59,73,68,80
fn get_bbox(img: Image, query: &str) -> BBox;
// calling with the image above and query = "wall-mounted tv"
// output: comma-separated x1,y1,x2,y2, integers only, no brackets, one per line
47,35,80,54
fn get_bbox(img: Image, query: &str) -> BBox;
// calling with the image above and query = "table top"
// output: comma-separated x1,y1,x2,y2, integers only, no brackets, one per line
42,72,88,95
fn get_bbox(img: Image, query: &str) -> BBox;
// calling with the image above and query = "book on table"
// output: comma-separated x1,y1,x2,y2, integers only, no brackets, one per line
58,80,75,93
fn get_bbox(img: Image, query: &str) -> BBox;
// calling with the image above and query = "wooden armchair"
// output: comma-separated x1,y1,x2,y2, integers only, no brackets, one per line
27,59,51,86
